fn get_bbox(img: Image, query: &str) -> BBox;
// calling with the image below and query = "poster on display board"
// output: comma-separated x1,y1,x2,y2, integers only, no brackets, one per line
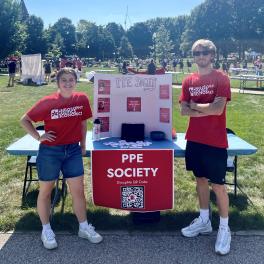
91,149,174,211
93,73,173,140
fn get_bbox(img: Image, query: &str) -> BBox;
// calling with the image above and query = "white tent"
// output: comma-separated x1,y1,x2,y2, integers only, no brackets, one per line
21,54,44,85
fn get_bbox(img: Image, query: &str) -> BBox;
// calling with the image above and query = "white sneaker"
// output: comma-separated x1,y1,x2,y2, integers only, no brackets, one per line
181,217,212,237
78,224,103,244
215,226,231,255
41,229,58,250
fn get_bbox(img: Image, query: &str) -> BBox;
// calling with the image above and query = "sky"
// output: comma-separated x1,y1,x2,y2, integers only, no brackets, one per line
24,0,204,28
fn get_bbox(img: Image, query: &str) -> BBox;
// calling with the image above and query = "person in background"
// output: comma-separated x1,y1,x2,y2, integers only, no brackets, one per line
179,39,231,255
147,59,156,75
179,59,184,73
43,60,52,83
254,57,263,87
122,61,128,74
187,59,192,72
7,58,16,87
172,59,177,72
162,59,167,71
20,68,103,250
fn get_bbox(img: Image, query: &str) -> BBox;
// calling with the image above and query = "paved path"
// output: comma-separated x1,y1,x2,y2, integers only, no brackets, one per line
1,231,264,264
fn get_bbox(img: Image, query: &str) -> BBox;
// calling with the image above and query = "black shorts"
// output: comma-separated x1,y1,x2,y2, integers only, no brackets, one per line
185,141,227,185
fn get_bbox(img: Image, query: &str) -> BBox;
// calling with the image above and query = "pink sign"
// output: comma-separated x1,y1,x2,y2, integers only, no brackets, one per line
159,85,170,99
160,108,170,123
98,80,110,95
98,98,110,113
98,116,110,132
127,97,141,112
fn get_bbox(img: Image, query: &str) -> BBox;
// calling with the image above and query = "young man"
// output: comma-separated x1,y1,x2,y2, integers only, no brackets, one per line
179,39,231,255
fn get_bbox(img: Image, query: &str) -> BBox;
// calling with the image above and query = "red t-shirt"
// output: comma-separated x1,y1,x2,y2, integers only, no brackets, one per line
179,70,231,148
27,92,92,146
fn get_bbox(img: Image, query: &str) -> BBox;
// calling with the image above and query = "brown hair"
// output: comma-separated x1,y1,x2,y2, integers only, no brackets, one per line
56,67,77,83
191,39,217,55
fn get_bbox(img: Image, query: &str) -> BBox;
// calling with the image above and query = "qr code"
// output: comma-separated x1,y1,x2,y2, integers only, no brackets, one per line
121,186,144,209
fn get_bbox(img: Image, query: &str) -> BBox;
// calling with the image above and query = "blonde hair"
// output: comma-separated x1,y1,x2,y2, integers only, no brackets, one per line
56,67,77,83
192,39,217,55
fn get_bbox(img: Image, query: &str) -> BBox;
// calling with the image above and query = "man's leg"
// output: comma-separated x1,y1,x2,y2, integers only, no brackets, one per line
8,76,11,86
181,176,212,237
196,177,210,210
212,183,231,255
211,183,229,218
11,75,15,86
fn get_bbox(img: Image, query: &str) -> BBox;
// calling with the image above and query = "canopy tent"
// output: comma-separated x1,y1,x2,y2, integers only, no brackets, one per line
21,54,44,85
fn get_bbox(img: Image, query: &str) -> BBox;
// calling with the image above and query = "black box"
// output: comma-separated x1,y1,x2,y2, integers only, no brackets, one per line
121,123,145,142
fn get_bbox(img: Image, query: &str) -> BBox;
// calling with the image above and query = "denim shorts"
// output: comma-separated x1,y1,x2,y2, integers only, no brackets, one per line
36,143,84,181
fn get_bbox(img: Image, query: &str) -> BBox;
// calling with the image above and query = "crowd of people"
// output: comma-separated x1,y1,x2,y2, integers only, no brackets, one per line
2,53,262,88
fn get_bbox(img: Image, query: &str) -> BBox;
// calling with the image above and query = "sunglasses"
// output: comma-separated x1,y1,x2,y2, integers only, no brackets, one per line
193,50,211,56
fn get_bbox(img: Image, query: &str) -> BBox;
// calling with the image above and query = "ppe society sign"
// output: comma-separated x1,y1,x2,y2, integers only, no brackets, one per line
91,149,174,211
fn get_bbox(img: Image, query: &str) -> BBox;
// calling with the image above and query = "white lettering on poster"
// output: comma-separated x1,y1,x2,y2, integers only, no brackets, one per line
115,77,156,91
106,153,159,178
116,77,133,88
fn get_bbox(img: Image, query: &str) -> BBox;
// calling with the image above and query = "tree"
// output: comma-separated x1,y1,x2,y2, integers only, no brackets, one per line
105,22,125,50
127,22,152,58
0,0,20,59
153,25,174,62
25,15,47,55
181,0,233,57
96,26,115,60
232,0,264,56
75,20,98,58
118,36,133,59
146,16,188,58
49,18,76,56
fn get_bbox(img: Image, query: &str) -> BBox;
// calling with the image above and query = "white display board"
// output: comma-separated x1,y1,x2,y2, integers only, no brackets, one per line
93,73,173,140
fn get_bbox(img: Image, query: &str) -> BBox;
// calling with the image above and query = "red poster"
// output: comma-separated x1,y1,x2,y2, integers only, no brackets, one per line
98,98,110,113
127,97,141,112
98,80,110,95
160,108,170,123
98,116,110,132
91,150,174,211
159,85,170,99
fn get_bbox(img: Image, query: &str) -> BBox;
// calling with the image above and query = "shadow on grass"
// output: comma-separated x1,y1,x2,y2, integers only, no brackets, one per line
14,187,264,232
14,205,264,233
21,187,65,209
210,191,250,211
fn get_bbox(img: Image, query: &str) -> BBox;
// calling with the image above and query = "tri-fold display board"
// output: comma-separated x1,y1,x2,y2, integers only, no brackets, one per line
93,73,173,140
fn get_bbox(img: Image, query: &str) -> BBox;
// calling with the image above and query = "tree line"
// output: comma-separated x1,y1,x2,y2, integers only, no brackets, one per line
1,0,264,61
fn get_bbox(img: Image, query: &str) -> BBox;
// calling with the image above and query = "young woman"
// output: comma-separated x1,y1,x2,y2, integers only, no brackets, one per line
20,68,102,249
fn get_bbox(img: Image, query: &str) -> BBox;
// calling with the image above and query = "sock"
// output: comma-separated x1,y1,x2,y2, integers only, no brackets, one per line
79,220,89,230
219,216,229,228
42,223,52,232
199,209,209,223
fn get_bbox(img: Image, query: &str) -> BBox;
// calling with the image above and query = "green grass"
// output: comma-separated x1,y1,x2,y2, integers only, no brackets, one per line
0,73,264,232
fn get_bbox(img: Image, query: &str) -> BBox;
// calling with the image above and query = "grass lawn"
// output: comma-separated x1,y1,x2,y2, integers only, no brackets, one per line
0,72,264,233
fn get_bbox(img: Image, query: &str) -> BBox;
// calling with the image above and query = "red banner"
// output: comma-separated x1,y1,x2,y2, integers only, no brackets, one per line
91,149,174,211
